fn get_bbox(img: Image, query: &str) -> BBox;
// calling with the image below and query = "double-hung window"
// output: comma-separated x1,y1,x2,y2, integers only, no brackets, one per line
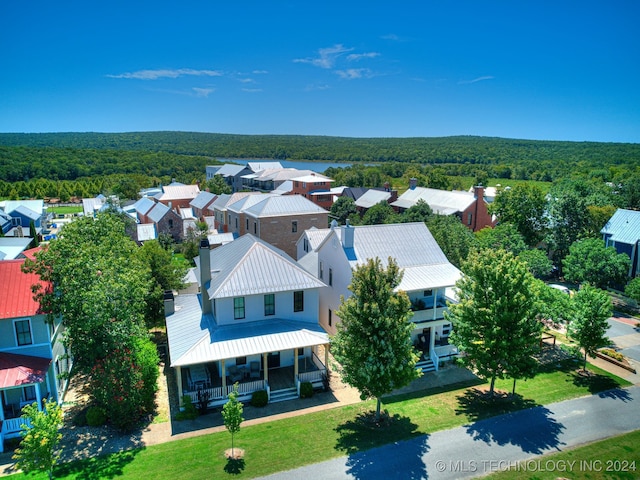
293,291,304,312
233,297,245,319
264,294,275,316
14,319,33,346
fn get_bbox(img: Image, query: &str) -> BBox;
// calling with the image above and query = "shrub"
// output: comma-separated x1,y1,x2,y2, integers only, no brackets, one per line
85,406,107,426
175,395,199,421
300,381,314,398
250,389,268,407
600,348,625,362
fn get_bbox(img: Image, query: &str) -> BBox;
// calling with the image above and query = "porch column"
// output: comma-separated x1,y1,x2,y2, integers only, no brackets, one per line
324,344,329,368
294,350,299,377
262,353,268,384
176,367,184,406
430,327,436,354
35,383,42,411
221,359,227,391
433,292,437,320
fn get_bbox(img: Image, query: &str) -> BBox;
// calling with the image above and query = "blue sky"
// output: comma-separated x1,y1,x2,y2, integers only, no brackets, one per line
1,1,639,142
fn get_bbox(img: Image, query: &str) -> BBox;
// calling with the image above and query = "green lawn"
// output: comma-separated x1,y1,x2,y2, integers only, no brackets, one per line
487,429,640,480
6,360,632,479
47,205,83,215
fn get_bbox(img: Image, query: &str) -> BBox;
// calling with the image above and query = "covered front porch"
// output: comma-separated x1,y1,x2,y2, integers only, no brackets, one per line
0,353,51,453
177,346,329,408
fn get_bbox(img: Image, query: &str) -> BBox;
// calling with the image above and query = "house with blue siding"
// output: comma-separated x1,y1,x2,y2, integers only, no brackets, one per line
601,208,640,277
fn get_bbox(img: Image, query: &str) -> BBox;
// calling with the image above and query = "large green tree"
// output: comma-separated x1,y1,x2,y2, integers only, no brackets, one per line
329,196,358,225
360,201,399,225
426,214,478,268
475,223,527,256
447,249,542,397
332,257,420,420
562,238,630,289
490,184,547,247
568,284,612,371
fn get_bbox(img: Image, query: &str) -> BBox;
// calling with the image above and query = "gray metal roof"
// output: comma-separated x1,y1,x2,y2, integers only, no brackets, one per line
136,223,157,242
4,200,45,216
0,237,32,260
215,164,248,177
227,193,276,213
166,294,329,366
211,192,259,211
147,202,171,223
391,187,476,213
199,234,326,299
244,195,328,218
354,189,392,209
601,208,640,245
248,161,283,172
158,184,200,201
133,197,156,215
190,191,217,210
11,205,40,221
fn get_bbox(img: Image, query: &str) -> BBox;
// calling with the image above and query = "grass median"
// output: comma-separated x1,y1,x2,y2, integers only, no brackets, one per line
7,360,632,479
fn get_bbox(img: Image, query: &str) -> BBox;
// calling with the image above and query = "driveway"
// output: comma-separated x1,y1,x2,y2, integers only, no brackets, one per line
260,386,640,480
607,315,640,364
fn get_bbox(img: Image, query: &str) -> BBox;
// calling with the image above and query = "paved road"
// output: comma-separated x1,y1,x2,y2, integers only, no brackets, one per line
261,386,640,480
608,315,640,363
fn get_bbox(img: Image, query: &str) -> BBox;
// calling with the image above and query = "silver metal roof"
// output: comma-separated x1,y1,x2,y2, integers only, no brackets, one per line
133,197,156,215
354,189,392,209
136,223,157,242
244,195,328,218
147,202,171,223
166,294,329,367
601,208,640,245
190,191,217,210
200,234,326,299
391,187,476,213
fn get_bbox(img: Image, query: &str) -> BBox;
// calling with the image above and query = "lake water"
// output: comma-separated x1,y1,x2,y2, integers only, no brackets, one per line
219,158,349,174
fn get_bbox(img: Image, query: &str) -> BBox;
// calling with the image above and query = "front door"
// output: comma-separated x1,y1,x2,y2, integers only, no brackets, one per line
267,352,280,369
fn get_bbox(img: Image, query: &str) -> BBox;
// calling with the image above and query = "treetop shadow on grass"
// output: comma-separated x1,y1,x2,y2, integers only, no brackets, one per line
224,457,246,475
335,411,428,480
383,378,485,405
569,370,633,401
53,448,142,480
456,389,566,455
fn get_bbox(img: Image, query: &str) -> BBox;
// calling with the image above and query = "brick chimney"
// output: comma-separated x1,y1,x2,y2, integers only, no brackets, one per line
199,238,212,314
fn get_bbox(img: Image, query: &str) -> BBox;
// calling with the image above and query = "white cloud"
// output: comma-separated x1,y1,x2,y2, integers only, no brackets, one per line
293,44,353,69
381,33,400,41
346,52,380,62
242,88,263,93
192,87,215,97
238,78,255,83
458,76,495,85
106,68,223,80
335,68,372,80
252,70,269,75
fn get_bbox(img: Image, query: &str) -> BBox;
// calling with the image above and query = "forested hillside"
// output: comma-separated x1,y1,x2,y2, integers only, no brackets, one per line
1,132,638,184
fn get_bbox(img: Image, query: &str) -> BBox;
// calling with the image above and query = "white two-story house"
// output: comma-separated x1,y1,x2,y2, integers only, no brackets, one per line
0,257,71,452
298,221,462,373
165,234,329,407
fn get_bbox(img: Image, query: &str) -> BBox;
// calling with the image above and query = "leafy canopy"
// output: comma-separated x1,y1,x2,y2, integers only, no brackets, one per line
331,257,420,419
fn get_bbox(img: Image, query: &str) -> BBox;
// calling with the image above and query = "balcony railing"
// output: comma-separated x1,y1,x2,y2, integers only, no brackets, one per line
410,307,448,323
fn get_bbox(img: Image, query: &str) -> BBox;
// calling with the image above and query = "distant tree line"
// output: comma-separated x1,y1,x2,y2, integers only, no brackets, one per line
1,132,639,185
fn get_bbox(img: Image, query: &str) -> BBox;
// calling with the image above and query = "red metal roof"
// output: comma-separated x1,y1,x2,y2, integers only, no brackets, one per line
0,352,50,389
0,259,50,319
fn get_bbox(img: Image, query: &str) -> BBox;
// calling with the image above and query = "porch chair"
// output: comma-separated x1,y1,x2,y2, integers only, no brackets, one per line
227,365,243,383
249,361,261,379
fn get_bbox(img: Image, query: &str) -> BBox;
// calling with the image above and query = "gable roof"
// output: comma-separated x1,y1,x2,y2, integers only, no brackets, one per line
132,197,156,216
11,205,41,221
147,202,172,223
248,161,283,172
391,187,477,214
291,173,334,184
214,164,249,177
190,191,217,210
601,208,640,245
82,197,107,217
227,193,276,213
355,189,392,209
0,259,50,319
0,352,50,389
0,237,33,260
3,200,45,216
196,234,326,299
211,192,260,211
319,222,461,291
244,195,328,218
158,184,200,201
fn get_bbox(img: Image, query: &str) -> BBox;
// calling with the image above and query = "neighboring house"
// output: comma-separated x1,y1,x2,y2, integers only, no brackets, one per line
2,200,47,230
242,168,315,192
155,183,201,210
354,186,398,213
391,180,494,232
132,197,156,224
289,174,335,210
0,259,71,452
209,192,261,233
301,221,462,373
207,164,253,192
601,208,640,277
165,235,329,409
81,195,107,218
0,212,12,235
190,191,217,221
147,202,183,242
226,193,278,237
0,238,32,260
240,194,329,259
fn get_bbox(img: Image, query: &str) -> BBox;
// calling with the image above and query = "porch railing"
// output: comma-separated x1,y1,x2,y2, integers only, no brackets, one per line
410,307,447,323
185,379,267,407
1,416,29,438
